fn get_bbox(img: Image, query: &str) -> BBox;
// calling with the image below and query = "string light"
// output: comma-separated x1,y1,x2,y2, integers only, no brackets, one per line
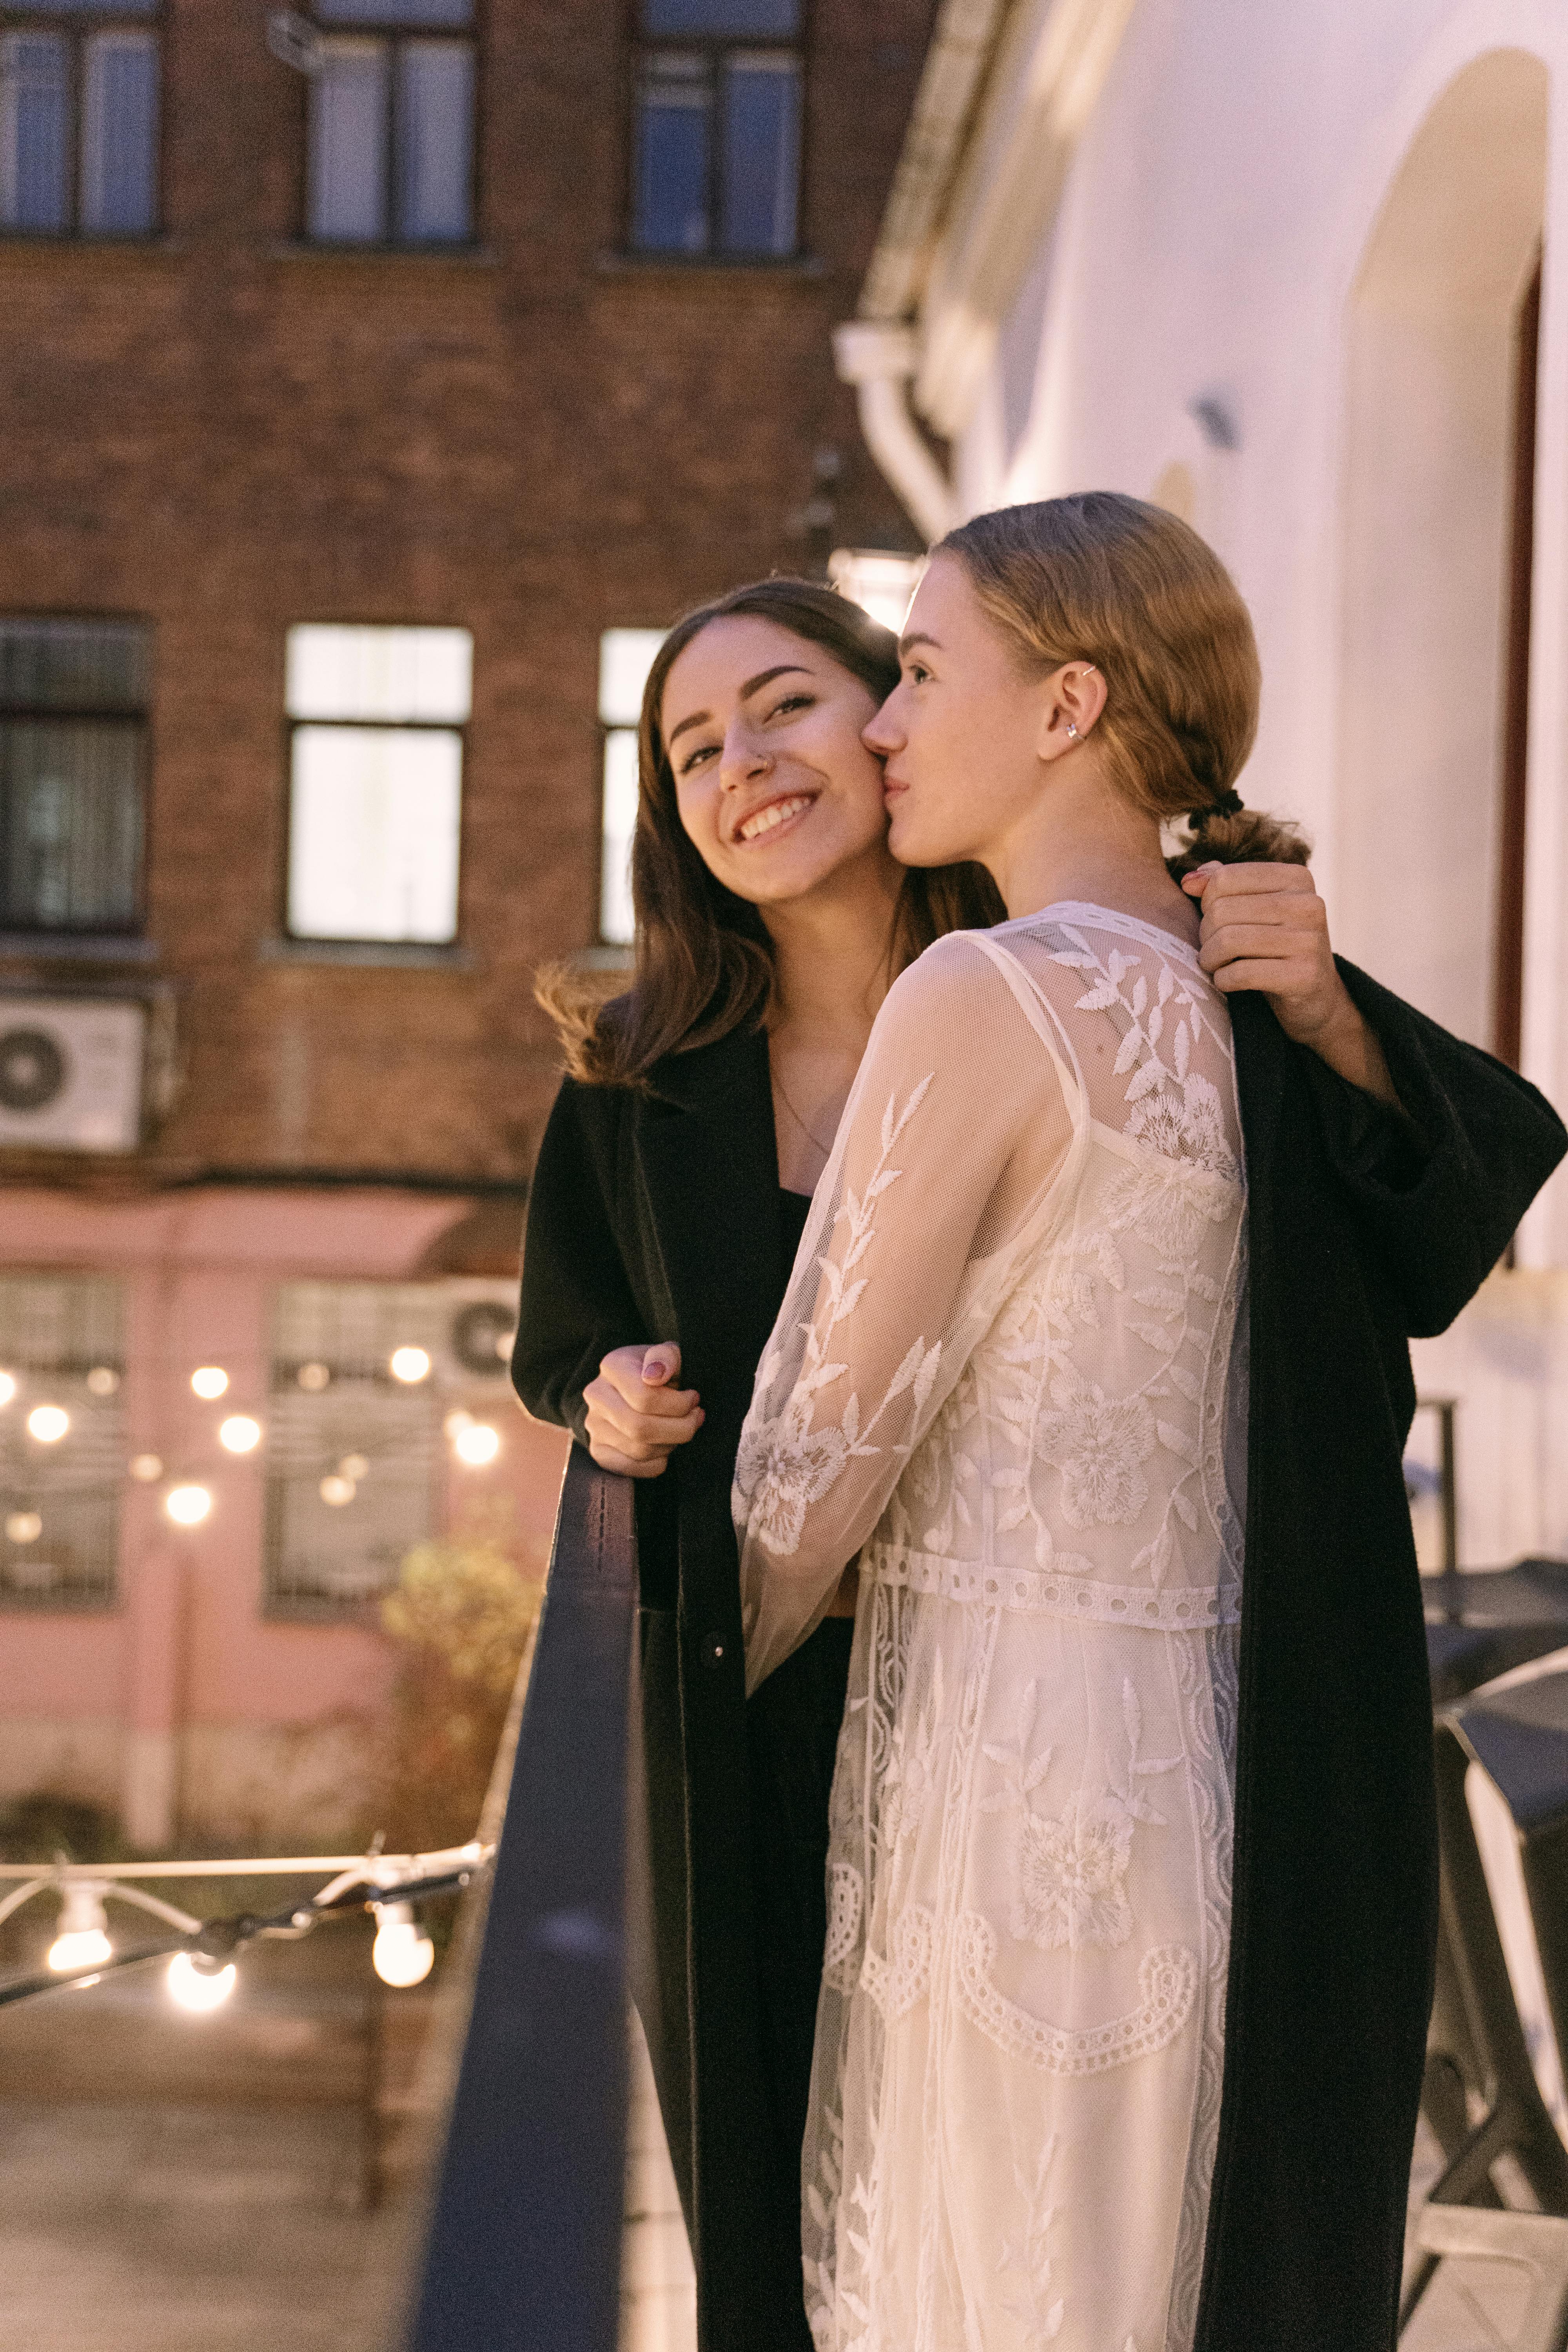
390,1347,431,1385
338,1453,368,1480
297,1362,330,1392
443,1408,473,1440
454,1423,500,1468
166,1952,237,2013
165,1484,212,1527
86,1367,119,1397
191,1367,229,1400
47,1885,112,1974
319,1474,355,1507
26,1405,69,1443
5,1512,42,1544
218,1415,262,1454
372,1902,435,1988
0,1370,15,1407
129,1454,163,1482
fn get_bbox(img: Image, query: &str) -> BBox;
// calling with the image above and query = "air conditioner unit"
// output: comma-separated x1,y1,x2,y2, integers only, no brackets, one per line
0,996,145,1153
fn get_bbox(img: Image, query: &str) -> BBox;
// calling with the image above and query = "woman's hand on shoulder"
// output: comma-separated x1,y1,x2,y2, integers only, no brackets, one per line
1183,861,1401,1107
583,1343,704,1479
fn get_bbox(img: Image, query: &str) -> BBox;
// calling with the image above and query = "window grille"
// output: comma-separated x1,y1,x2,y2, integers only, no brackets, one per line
264,1279,514,1621
631,0,800,260
0,1272,123,1611
0,617,149,935
597,629,664,947
0,2,159,238
283,622,471,944
305,0,475,246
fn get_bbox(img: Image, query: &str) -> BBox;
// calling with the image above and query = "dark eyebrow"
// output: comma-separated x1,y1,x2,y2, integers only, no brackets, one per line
898,631,941,656
665,664,815,749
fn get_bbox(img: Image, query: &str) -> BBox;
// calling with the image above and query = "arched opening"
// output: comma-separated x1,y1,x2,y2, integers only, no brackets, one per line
1335,49,1546,1048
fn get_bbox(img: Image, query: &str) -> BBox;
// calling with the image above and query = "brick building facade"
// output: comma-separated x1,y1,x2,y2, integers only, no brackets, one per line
0,0,930,1849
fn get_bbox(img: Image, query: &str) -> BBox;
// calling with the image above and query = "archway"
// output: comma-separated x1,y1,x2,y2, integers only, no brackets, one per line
1335,49,1546,1048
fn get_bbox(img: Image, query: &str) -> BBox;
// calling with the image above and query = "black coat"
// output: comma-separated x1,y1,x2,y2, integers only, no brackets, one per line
515,968,1567,2352
514,1026,817,2351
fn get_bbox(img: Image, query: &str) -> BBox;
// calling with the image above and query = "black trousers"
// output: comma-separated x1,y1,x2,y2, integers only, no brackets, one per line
746,1616,856,2206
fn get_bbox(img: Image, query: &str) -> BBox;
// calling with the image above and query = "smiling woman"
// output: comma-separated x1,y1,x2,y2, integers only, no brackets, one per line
517,577,1000,2352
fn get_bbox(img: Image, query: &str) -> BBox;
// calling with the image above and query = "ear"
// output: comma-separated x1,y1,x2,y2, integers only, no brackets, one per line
1036,661,1109,764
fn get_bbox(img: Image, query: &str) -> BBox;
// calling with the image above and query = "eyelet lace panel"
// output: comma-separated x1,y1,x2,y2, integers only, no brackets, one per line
866,1541,1241,1628
956,1915,1199,2076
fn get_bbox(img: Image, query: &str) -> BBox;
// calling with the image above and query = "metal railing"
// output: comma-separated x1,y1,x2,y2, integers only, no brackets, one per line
400,1444,641,2352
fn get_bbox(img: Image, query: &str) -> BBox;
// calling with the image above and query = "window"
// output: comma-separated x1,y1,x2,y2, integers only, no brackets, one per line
632,0,800,258
0,2,159,237
0,617,149,934
598,628,664,946
305,0,475,246
0,1273,123,1611
284,623,471,944
264,1279,514,1618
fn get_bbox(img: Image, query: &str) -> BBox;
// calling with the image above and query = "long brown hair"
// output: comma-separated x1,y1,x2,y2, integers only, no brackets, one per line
539,578,1004,1087
940,495,1309,875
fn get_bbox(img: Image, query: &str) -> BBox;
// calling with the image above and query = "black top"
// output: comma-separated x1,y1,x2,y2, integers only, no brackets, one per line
778,1185,811,1283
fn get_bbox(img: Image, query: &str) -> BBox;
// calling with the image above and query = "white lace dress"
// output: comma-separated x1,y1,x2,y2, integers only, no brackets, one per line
733,906,1249,2352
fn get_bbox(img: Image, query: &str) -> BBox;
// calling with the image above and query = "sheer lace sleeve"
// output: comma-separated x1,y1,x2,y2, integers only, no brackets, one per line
734,933,1079,1690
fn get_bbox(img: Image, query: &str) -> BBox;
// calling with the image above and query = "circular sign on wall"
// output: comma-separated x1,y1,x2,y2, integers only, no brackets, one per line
0,1028,69,1114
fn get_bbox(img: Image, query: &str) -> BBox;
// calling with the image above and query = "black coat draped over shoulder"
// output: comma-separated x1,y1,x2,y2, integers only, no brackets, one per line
515,965,1566,2352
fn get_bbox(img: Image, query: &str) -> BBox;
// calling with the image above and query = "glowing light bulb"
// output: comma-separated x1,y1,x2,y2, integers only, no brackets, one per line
0,1370,15,1407
27,1405,69,1444
5,1511,42,1544
129,1453,163,1483
319,1474,355,1507
338,1453,368,1480
372,1902,434,1988
218,1415,262,1454
166,1951,237,2013
297,1361,330,1393
165,1484,211,1527
442,1408,473,1440
453,1422,500,1468
48,1885,112,1973
86,1366,119,1397
191,1367,228,1400
389,1347,431,1385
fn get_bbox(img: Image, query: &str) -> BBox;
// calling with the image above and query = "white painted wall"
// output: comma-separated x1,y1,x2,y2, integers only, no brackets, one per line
915,0,1568,1552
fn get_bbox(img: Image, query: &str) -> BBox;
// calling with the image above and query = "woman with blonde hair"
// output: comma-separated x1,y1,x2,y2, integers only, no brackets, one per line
732,494,1565,2350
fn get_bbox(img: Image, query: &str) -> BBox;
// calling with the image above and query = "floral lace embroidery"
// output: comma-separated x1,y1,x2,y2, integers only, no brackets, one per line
860,1903,933,2022
956,1915,1198,2074
997,2131,1065,2343
981,1675,1182,1952
824,1863,864,1989
735,1077,940,1562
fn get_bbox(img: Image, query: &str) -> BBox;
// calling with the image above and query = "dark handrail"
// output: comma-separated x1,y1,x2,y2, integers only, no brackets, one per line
403,1446,640,2352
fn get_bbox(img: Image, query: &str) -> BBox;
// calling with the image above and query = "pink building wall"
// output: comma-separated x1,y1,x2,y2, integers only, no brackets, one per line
0,1186,568,1853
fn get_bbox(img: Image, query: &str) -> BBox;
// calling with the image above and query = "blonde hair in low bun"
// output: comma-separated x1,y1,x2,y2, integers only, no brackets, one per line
938,493,1311,877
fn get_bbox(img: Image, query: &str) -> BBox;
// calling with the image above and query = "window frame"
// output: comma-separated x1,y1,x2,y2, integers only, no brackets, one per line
0,0,165,243
0,611,151,940
279,621,472,952
622,0,808,265
298,0,483,252
0,1270,125,1616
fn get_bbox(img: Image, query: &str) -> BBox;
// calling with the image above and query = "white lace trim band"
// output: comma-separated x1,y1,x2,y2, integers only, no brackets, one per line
865,1541,1241,1630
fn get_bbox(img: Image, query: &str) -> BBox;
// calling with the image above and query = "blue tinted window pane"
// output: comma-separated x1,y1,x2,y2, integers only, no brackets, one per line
81,32,158,234
316,1,473,23
0,33,69,232
721,54,798,256
644,0,797,33
396,39,472,240
633,64,710,255
309,38,390,241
